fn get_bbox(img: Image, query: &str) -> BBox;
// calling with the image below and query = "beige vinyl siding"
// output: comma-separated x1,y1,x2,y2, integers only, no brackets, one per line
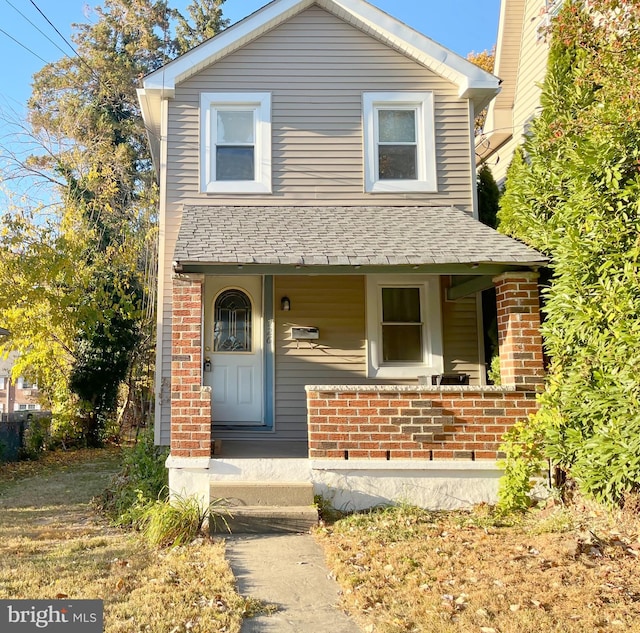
271,275,481,438
273,275,368,437
157,5,477,437
166,6,472,207
442,294,481,384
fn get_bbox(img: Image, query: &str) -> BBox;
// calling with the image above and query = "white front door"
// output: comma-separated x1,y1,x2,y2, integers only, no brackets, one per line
203,276,263,425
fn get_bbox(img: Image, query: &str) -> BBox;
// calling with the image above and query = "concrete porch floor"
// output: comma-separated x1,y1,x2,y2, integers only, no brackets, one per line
213,440,309,459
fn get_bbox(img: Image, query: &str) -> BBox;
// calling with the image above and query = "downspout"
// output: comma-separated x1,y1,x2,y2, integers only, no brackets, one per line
154,95,170,446
469,99,479,220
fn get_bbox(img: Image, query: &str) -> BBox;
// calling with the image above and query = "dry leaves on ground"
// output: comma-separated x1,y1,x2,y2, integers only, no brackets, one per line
316,502,640,633
0,448,251,633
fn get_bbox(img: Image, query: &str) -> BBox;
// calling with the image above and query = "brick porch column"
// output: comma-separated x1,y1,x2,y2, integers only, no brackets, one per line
493,272,545,388
171,274,212,458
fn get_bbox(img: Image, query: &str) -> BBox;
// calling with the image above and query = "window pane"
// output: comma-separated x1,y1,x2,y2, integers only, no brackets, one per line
214,289,252,352
378,109,415,142
217,110,254,144
382,325,422,362
216,147,255,180
378,145,416,180
382,287,421,322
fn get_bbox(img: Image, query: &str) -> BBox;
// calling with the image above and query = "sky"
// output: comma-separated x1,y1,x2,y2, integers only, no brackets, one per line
0,0,500,115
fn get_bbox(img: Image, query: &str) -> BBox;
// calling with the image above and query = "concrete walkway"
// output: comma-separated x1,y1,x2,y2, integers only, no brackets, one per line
225,533,363,633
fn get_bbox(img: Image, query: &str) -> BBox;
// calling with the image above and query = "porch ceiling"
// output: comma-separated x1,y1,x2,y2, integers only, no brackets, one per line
174,205,546,269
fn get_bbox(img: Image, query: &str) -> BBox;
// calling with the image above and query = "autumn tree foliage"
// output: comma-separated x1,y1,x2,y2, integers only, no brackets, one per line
467,47,495,133
0,0,227,444
499,0,640,506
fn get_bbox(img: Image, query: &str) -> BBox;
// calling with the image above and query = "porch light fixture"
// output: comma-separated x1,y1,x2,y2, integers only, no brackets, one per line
173,261,183,273
281,296,291,311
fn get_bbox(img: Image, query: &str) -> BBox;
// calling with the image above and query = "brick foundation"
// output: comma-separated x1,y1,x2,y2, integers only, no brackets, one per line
171,275,212,458
307,387,539,460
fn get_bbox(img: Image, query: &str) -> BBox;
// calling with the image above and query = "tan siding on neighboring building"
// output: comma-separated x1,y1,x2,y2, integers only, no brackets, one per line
483,0,550,185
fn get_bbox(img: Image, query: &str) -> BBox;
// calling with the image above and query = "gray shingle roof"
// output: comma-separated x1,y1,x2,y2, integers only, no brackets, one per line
174,205,546,266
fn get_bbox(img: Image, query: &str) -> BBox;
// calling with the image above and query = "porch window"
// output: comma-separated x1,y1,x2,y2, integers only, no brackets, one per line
200,92,271,193
381,287,423,362
366,275,443,379
363,92,437,193
213,289,252,352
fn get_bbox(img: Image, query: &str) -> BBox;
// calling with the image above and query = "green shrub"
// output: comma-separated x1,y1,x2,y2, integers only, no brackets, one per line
19,416,51,459
94,427,168,524
497,0,640,507
487,354,501,386
134,493,231,547
497,415,547,513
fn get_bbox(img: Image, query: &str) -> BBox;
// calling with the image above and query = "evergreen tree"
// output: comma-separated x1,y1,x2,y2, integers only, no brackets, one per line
173,0,228,54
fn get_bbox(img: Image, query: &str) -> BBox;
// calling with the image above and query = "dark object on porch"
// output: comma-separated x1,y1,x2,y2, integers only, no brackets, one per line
431,373,470,386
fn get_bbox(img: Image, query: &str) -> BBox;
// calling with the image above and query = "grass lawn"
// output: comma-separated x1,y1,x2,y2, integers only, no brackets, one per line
316,501,640,633
0,448,254,633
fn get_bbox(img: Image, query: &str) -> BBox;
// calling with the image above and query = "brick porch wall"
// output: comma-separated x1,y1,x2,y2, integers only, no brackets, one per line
307,387,539,459
171,275,212,458
307,271,545,461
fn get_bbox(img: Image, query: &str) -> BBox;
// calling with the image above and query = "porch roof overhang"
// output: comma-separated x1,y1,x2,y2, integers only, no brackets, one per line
174,205,546,282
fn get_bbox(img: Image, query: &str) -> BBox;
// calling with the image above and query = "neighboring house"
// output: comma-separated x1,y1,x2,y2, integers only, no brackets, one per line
139,0,546,516
476,0,562,185
0,353,42,415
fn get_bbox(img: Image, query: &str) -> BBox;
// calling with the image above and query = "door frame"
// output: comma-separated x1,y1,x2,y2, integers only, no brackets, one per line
202,275,274,429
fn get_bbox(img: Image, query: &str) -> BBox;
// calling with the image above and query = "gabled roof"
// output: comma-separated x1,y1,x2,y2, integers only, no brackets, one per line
139,0,500,162
174,205,546,268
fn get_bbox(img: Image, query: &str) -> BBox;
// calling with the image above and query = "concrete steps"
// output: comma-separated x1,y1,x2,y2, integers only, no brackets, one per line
209,482,318,534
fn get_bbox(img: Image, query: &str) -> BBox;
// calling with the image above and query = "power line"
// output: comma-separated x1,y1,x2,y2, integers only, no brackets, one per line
0,26,48,64
1,0,70,59
28,0,78,58
27,0,98,79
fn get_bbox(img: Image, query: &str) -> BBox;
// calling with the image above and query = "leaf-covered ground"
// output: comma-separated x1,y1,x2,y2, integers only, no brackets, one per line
0,448,254,633
316,502,640,633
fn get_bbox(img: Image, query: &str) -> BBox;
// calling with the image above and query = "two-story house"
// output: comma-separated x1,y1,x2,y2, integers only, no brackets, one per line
139,0,546,522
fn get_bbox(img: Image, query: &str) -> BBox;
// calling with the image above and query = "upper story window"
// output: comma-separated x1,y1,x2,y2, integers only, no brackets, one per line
200,92,271,194
363,92,437,193
366,275,443,379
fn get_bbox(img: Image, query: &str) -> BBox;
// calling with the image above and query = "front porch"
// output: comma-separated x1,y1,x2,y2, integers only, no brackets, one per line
167,270,545,512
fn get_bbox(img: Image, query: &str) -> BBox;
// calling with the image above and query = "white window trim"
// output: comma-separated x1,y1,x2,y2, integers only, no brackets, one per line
363,92,437,193
366,275,443,379
200,92,272,194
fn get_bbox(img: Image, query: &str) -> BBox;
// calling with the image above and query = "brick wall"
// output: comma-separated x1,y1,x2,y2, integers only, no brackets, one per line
494,272,545,387
307,388,539,460
171,275,212,458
